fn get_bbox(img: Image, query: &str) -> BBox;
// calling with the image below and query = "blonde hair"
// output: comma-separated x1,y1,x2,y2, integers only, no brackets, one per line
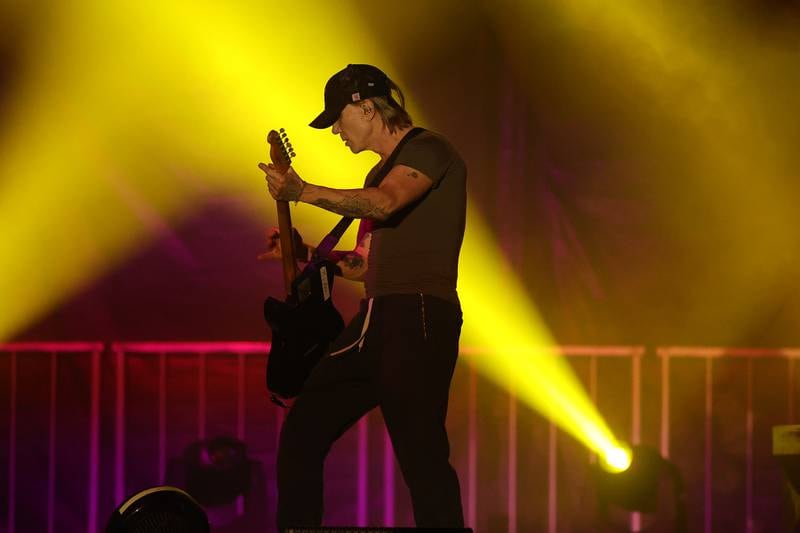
370,78,413,133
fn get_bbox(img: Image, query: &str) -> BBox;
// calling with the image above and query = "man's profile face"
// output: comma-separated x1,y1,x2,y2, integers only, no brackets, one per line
331,102,372,154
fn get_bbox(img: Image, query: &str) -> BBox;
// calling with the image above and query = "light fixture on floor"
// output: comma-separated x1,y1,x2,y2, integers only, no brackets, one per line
595,444,686,532
105,485,209,533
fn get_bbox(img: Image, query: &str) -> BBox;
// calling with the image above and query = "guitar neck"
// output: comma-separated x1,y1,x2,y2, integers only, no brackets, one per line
276,200,299,295
266,128,299,296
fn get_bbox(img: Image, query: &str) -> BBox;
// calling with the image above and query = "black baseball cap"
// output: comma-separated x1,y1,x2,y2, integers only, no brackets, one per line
309,64,391,129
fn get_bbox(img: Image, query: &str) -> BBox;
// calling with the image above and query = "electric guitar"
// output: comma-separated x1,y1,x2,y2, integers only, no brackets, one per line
263,129,344,403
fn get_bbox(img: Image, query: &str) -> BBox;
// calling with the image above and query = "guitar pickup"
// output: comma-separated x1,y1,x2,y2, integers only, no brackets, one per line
294,277,312,303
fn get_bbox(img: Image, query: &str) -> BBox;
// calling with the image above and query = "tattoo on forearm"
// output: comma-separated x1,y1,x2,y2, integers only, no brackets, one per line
313,195,390,219
408,171,419,179
281,178,305,202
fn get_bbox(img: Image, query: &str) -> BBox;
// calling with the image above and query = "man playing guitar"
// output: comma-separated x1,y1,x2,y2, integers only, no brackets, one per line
259,63,467,530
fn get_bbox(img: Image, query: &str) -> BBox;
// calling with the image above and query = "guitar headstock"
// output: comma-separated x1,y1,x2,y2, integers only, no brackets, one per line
267,128,296,173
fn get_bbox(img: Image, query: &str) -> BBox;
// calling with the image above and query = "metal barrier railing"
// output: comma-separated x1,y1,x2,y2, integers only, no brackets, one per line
1,342,798,533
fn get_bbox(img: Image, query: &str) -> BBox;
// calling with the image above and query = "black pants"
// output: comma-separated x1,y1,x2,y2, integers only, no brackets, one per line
276,293,464,530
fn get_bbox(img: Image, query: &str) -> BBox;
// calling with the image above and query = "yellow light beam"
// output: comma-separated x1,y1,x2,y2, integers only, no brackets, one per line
0,1,627,464
458,208,625,461
0,0,384,340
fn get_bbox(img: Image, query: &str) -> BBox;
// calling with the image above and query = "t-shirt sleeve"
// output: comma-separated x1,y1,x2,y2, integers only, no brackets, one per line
394,133,454,188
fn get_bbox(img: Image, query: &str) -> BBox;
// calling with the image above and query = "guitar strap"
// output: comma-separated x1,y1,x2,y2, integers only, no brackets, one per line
311,127,425,261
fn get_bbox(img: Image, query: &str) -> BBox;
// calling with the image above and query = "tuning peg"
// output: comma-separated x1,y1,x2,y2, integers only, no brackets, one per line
279,127,285,134
290,151,296,158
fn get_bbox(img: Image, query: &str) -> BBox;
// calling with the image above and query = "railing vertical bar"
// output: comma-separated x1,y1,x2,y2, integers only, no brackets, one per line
114,348,126,505
198,353,206,441
631,352,642,532
47,352,57,533
745,358,754,533
547,421,557,533
508,390,517,533
237,353,246,441
7,351,16,533
158,353,167,485
88,349,101,533
660,352,670,459
589,355,598,464
789,357,796,424
704,357,713,533
236,352,246,515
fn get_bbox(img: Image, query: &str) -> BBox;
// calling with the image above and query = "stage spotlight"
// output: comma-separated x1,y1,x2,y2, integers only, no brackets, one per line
601,443,633,474
595,444,687,531
105,485,209,533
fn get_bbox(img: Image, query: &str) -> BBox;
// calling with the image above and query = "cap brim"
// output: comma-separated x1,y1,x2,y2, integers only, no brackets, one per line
309,108,339,129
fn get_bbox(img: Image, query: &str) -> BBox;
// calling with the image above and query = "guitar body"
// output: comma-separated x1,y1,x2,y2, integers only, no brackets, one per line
264,260,344,399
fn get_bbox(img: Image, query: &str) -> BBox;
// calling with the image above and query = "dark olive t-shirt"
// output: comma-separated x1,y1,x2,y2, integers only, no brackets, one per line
364,129,467,303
